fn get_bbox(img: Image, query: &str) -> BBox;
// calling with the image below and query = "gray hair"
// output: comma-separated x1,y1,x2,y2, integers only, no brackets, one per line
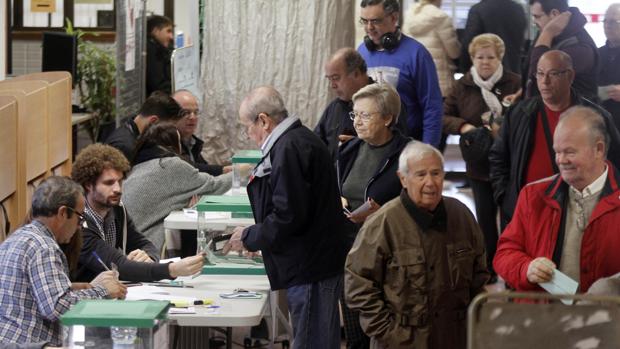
241,86,289,124
398,141,444,175
352,83,401,127
31,176,84,218
361,0,400,14
559,106,610,155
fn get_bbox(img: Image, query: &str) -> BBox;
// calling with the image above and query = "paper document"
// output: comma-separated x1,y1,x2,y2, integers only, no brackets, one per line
540,268,579,305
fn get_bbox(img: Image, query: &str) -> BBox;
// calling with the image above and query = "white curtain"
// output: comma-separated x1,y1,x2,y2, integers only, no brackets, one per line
199,0,355,163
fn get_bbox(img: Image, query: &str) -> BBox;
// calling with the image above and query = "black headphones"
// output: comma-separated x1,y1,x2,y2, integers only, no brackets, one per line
363,27,401,52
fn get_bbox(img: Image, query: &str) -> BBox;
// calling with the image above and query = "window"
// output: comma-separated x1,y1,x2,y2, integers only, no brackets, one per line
12,0,115,30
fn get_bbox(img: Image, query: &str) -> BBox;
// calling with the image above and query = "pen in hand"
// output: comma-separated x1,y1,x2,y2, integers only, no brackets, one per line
92,251,110,271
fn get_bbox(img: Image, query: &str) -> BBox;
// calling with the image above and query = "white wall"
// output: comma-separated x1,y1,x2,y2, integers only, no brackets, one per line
145,0,164,16
1,0,6,80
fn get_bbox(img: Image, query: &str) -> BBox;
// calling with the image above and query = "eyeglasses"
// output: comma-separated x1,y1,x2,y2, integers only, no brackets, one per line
180,109,201,118
325,74,341,83
359,16,386,26
66,206,86,227
349,111,380,122
603,19,620,26
535,70,569,80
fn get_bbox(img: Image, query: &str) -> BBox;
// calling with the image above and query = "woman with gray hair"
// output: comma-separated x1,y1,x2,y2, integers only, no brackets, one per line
442,33,521,282
337,83,410,349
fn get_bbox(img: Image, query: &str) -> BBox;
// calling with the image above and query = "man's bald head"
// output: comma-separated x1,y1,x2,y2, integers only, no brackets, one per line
536,50,575,108
172,90,200,140
325,48,369,101
605,4,620,45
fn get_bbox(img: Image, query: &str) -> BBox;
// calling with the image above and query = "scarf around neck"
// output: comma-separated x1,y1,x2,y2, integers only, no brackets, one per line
470,64,503,117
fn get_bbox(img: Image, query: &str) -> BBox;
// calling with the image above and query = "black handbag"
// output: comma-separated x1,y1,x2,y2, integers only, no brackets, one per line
459,127,494,165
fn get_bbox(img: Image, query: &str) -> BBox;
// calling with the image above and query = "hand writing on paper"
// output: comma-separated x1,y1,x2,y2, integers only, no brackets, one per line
527,257,556,284
90,270,127,299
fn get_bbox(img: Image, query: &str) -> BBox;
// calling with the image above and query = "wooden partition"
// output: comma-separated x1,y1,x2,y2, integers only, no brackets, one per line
13,72,72,176
0,96,18,240
0,81,49,222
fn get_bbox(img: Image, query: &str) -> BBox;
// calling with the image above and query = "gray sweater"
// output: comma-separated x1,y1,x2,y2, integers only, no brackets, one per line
123,156,232,251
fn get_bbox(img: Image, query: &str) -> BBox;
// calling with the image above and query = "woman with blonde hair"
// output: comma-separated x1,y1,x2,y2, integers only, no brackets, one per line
404,0,460,97
443,33,521,282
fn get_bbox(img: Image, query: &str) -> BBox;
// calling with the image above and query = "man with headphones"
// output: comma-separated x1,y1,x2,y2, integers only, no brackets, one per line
358,0,443,148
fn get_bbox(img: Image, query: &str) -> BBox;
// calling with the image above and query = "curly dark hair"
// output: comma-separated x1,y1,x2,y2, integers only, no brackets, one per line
71,144,131,190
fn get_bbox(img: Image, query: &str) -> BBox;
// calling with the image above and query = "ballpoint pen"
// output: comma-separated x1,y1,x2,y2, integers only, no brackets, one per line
92,251,110,271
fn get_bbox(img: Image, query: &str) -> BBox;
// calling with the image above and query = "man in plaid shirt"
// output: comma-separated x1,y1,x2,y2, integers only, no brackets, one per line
0,177,127,346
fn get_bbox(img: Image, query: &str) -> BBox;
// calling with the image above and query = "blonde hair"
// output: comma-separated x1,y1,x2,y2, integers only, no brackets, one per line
468,33,506,60
414,0,441,14
352,83,401,127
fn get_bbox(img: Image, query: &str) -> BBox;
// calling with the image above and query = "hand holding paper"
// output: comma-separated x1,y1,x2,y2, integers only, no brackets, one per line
346,198,380,224
526,257,556,284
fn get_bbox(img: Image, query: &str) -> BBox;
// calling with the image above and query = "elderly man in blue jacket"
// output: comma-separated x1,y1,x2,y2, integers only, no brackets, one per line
225,86,349,349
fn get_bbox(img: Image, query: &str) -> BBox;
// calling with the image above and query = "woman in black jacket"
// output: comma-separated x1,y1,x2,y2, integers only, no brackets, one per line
337,83,409,349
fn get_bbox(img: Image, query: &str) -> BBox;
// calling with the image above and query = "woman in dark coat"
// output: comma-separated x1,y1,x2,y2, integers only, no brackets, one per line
337,83,410,349
442,33,521,281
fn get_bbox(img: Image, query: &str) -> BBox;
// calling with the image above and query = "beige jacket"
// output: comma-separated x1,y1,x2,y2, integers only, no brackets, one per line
405,3,460,96
345,193,489,349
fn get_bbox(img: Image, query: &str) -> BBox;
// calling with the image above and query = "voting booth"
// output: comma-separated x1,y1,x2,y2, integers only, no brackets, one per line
195,195,265,275
61,300,170,349
467,292,620,349
231,150,262,194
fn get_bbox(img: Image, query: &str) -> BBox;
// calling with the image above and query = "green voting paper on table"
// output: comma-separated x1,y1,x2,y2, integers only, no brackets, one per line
196,195,265,275
195,195,253,218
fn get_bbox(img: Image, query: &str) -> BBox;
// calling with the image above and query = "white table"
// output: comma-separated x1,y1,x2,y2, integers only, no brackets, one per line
162,210,292,348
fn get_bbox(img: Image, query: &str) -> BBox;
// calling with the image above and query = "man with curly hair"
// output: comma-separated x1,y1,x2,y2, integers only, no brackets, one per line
71,144,204,282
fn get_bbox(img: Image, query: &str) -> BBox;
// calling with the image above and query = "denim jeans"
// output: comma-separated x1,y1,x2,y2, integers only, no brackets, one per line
286,273,343,349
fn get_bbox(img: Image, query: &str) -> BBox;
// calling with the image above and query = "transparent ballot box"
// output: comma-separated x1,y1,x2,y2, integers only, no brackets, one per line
195,195,264,275
61,300,169,348
231,150,262,194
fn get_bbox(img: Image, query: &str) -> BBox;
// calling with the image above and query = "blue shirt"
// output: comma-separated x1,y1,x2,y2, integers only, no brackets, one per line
0,221,107,345
358,35,443,147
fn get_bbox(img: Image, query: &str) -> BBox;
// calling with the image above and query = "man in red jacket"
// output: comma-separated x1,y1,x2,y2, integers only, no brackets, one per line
494,106,620,292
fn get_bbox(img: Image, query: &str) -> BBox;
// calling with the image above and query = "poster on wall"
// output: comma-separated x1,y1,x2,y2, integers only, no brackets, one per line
31,0,56,12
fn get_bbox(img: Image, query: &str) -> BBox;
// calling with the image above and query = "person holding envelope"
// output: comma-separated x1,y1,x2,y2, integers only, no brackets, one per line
337,83,409,348
494,106,620,293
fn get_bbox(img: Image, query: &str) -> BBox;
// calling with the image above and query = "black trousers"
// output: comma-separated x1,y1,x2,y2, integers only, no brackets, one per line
470,178,499,275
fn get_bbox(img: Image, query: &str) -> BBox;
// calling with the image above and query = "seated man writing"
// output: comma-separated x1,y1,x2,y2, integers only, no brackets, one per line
71,144,204,282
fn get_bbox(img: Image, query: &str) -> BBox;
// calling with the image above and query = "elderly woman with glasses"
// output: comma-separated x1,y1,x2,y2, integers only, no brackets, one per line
442,33,521,282
337,83,409,349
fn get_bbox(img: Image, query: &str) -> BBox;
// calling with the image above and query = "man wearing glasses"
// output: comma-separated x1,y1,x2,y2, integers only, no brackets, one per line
357,0,443,148
173,90,232,176
494,107,620,294
490,50,620,230
315,47,407,162
0,177,126,346
524,0,598,100
598,3,620,128
226,86,349,349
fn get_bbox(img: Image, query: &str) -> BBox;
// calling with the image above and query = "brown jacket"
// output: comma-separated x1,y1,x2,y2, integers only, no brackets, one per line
345,192,489,349
442,70,521,180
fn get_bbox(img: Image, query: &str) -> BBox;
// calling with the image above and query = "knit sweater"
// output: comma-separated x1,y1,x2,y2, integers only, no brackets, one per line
122,156,232,251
